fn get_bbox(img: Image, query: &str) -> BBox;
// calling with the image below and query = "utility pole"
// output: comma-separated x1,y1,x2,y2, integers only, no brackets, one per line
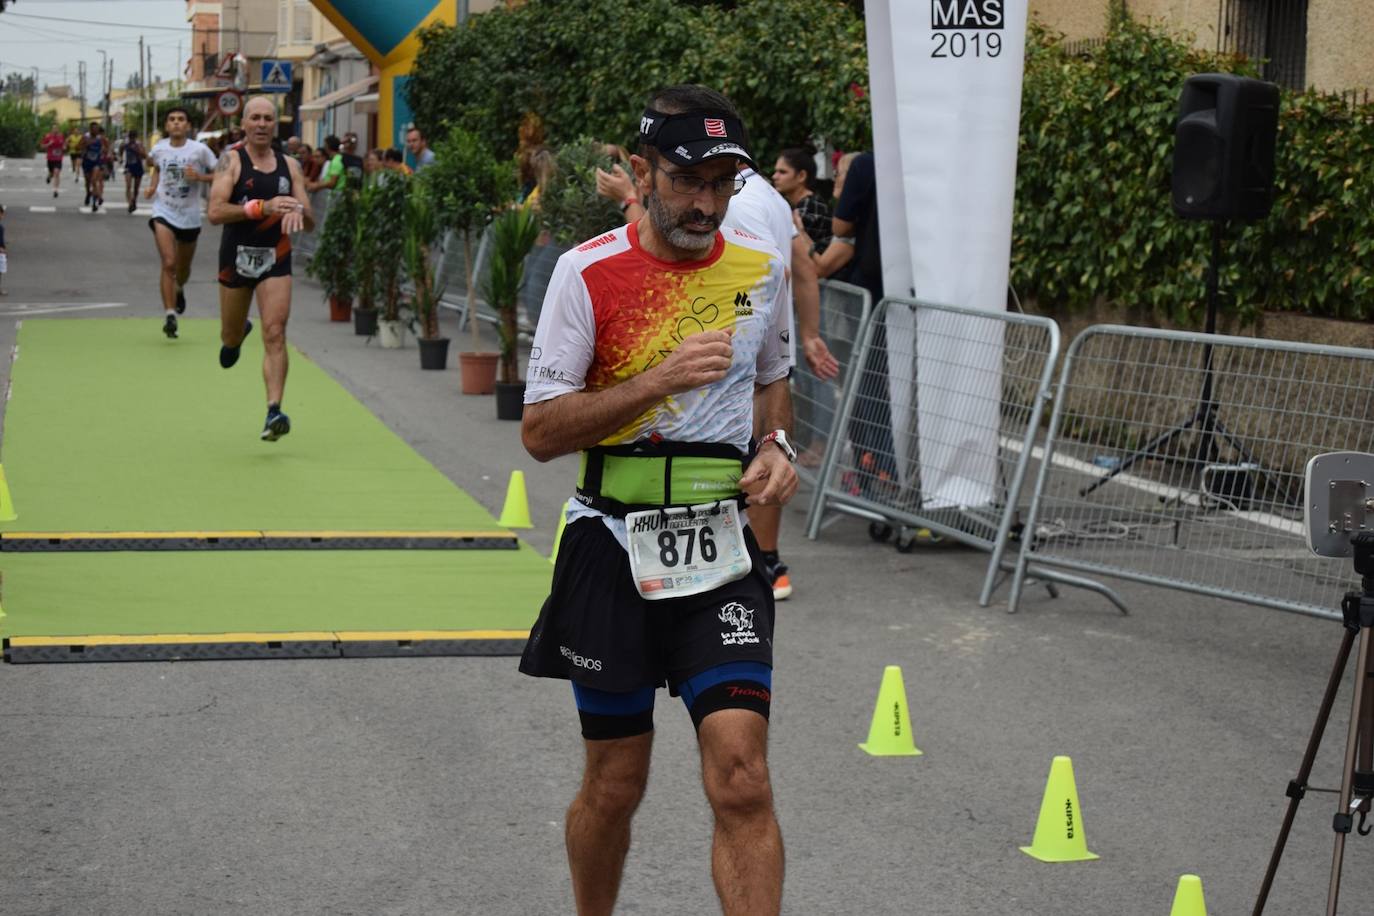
106,56,113,132
79,61,86,123
146,44,153,140
139,35,146,141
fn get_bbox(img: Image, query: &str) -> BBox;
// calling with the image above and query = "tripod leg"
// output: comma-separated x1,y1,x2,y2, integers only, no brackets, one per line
1254,625,1357,915
1078,412,1199,498
1327,626,1374,915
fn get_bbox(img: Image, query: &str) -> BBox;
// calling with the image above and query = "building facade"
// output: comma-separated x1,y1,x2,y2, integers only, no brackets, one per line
1030,0,1373,93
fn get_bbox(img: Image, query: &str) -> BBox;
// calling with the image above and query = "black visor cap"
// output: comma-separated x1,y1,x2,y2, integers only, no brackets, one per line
639,108,756,170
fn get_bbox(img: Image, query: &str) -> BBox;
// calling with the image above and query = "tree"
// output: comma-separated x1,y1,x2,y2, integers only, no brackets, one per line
2,72,35,98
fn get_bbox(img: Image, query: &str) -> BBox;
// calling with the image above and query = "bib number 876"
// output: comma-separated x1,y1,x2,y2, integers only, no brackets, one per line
658,526,717,567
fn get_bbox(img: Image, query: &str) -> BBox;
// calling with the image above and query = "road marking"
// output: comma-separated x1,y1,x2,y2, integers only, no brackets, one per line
0,302,128,318
28,206,56,213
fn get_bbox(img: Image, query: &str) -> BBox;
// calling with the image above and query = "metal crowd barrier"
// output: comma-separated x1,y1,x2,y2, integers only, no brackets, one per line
805,297,1064,607
792,280,872,486
433,229,559,336
1009,325,1374,620
295,189,329,261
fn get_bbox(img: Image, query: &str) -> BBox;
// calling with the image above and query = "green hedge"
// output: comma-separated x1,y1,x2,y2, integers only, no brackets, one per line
1015,17,1374,323
405,0,870,169
0,97,50,158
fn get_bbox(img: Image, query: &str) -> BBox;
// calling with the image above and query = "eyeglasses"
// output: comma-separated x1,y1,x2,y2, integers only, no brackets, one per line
657,168,746,198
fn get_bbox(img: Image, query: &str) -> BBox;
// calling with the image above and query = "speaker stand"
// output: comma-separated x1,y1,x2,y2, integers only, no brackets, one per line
1079,220,1288,503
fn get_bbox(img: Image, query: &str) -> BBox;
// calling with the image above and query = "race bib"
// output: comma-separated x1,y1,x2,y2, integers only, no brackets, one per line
626,500,751,601
235,245,277,279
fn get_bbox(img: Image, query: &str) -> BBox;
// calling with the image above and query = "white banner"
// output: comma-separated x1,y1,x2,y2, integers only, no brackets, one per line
868,0,1028,508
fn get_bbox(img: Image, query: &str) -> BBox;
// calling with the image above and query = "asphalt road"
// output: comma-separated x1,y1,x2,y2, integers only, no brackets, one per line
0,154,1370,915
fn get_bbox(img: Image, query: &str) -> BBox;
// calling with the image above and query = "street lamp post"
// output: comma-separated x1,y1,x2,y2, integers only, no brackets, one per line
96,50,107,129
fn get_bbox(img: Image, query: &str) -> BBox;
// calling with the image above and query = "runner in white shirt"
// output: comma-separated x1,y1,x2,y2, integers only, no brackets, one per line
144,107,217,339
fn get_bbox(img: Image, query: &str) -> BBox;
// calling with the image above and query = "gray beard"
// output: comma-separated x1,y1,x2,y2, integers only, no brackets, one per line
646,192,716,254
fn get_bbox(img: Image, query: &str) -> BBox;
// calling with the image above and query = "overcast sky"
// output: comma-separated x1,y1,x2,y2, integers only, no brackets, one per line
0,0,209,94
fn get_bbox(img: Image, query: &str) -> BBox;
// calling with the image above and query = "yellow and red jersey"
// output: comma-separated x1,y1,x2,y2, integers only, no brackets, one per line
526,221,790,450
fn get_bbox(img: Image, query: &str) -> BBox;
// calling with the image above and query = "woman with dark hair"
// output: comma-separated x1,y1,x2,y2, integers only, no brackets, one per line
772,147,831,253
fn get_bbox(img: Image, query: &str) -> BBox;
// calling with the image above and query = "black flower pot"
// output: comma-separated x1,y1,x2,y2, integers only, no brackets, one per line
495,381,526,421
418,336,450,370
353,307,379,337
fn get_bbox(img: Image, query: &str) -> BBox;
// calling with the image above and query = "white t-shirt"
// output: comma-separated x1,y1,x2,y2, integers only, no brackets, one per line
526,221,791,543
149,139,218,230
721,168,798,364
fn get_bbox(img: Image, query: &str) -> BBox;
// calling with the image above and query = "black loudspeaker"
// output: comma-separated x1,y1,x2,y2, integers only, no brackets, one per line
1171,73,1279,221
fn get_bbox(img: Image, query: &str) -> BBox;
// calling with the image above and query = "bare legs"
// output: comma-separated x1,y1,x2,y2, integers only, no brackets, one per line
566,733,652,916
151,224,195,313
565,709,782,916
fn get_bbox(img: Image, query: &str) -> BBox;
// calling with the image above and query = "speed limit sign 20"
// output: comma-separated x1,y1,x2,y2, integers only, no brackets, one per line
216,90,243,118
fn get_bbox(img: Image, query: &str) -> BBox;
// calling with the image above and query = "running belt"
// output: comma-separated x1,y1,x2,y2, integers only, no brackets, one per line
576,439,747,517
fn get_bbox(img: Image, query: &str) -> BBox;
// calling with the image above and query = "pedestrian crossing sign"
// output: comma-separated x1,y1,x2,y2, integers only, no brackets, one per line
261,60,292,92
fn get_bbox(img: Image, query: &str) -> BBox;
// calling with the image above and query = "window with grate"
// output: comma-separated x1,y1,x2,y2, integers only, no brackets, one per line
1217,0,1308,90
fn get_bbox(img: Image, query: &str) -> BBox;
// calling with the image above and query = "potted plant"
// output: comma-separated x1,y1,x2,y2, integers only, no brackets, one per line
362,170,413,349
424,126,515,393
484,205,541,420
304,186,358,322
350,187,380,337
405,177,448,370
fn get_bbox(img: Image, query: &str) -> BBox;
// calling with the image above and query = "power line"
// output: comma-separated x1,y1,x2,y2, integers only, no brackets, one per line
5,10,275,34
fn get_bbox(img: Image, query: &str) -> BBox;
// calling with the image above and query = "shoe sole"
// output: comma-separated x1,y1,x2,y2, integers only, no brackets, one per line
261,416,291,442
772,583,793,600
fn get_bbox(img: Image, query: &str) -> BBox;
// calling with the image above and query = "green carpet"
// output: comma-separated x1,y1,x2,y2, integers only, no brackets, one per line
1,319,499,531
0,319,549,649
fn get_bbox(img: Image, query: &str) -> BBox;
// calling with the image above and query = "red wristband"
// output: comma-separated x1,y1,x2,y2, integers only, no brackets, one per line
244,198,263,220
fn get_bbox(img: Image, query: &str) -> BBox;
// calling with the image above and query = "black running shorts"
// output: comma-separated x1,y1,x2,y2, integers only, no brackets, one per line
149,217,201,245
519,516,776,694
218,251,292,290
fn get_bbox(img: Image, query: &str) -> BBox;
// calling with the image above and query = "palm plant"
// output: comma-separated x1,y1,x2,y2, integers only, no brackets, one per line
483,205,541,384
305,187,358,303
405,178,446,340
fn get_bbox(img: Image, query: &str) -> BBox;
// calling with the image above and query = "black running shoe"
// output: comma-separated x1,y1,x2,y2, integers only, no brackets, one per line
175,289,186,314
127,200,136,213
219,320,253,369
162,313,178,339
84,192,90,206
261,408,291,442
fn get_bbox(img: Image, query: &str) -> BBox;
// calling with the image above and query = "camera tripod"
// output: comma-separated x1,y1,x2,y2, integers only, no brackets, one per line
1254,532,1374,914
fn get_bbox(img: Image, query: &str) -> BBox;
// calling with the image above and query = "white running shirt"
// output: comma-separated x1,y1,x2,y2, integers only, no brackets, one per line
149,139,218,230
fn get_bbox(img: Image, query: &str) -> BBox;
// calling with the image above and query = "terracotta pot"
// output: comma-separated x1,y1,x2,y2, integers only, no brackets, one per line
458,351,499,395
328,295,352,322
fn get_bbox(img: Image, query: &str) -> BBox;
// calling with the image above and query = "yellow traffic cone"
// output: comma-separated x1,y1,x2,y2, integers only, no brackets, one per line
1168,874,1207,916
859,665,922,757
0,465,17,522
498,470,533,528
549,506,568,564
1020,756,1100,862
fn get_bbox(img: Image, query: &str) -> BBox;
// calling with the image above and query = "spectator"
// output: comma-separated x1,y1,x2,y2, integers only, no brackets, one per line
307,135,344,192
364,148,385,176
515,112,546,200
340,132,365,186
0,204,8,296
519,147,556,209
405,126,435,171
304,146,324,182
832,151,897,495
286,135,301,157
773,147,831,253
802,151,857,280
383,147,412,175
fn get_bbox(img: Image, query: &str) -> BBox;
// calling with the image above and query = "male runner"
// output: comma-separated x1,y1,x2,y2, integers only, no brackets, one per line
520,85,797,916
123,131,147,213
41,125,65,198
146,108,217,339
208,95,313,442
66,127,82,177
80,122,106,211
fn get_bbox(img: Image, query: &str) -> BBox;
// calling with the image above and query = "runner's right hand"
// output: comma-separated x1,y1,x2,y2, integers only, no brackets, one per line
655,329,733,394
265,196,301,216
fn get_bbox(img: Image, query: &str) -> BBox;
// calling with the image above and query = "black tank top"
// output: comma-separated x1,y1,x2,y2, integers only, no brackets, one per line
220,145,293,261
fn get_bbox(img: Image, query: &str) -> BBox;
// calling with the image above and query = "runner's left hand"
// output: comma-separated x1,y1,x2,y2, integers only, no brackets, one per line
739,444,798,507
